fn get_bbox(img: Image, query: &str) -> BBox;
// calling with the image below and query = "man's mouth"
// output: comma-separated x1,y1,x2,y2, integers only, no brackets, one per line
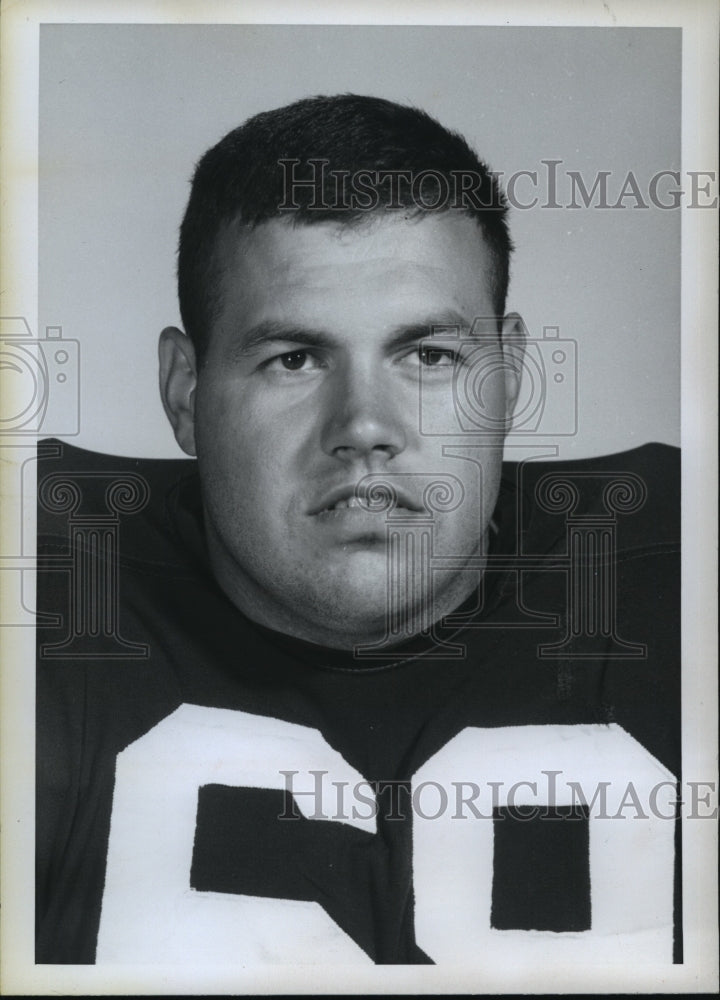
319,496,366,513
309,484,424,517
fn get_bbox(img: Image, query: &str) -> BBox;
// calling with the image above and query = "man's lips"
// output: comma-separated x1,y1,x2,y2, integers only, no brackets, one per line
308,483,424,517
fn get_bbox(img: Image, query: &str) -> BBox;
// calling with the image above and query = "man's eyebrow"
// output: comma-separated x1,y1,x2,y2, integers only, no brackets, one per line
232,320,334,355
232,311,478,356
386,312,474,346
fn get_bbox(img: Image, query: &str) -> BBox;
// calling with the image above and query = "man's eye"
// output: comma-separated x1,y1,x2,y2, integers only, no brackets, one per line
265,350,319,372
418,346,457,367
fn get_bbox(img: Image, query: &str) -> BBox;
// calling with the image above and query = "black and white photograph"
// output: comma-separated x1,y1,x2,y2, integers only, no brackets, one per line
0,1,717,994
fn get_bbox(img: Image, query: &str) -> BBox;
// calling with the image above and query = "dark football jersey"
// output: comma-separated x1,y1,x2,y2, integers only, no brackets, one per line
35,440,680,965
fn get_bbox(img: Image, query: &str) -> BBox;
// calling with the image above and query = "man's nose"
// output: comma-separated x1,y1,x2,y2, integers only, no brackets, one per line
319,364,407,461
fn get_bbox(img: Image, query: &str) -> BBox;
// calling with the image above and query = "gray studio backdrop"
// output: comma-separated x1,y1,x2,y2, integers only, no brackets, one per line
39,24,680,460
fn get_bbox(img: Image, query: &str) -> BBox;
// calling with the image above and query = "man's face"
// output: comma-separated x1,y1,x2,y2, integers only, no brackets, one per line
161,213,523,648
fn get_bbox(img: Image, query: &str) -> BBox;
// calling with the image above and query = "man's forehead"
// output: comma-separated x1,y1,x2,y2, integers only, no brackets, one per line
219,211,492,268
214,212,496,321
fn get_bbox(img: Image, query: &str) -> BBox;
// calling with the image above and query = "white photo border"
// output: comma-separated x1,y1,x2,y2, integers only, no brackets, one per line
1,0,717,994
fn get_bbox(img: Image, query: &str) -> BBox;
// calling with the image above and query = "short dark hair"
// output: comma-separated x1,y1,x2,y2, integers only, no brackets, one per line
178,94,513,359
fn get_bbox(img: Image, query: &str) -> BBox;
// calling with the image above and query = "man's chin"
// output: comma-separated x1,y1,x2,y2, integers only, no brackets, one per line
288,560,434,648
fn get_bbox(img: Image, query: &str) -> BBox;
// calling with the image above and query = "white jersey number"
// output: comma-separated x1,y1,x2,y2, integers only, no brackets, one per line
97,705,675,965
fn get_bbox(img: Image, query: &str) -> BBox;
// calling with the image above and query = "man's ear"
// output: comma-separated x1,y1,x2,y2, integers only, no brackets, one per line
499,312,527,427
158,326,198,457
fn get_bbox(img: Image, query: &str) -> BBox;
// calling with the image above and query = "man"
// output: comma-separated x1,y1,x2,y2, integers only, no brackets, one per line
36,95,680,966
